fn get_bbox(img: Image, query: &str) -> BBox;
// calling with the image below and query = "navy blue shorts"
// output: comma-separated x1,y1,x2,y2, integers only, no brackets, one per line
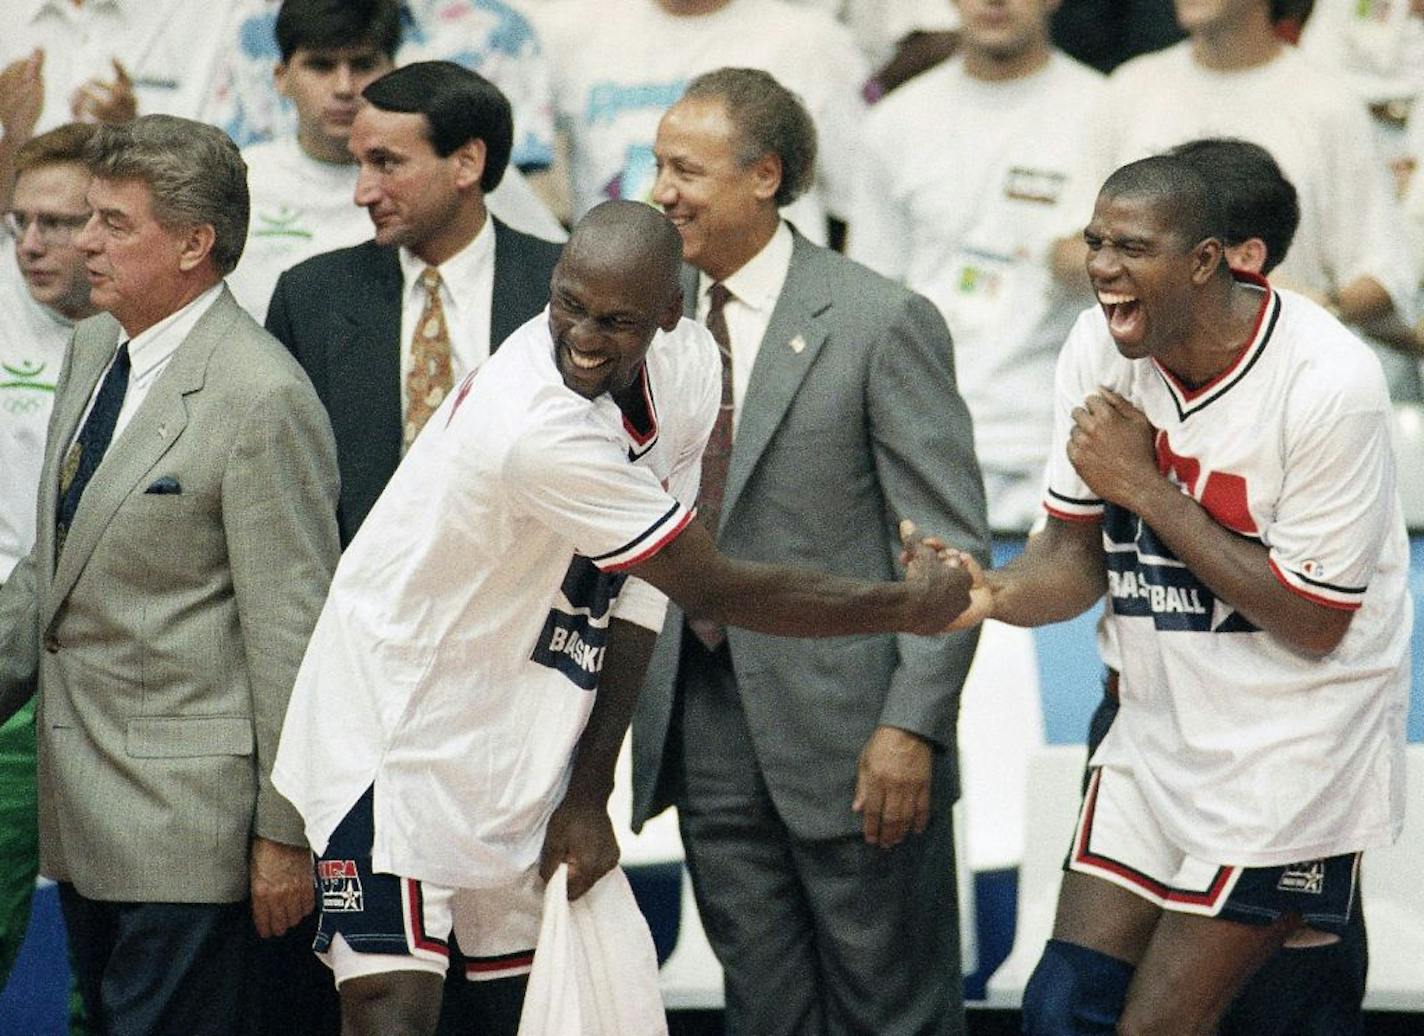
312,786,539,984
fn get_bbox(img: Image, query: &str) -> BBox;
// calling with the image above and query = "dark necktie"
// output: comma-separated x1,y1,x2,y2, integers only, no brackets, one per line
689,283,733,651
57,343,131,555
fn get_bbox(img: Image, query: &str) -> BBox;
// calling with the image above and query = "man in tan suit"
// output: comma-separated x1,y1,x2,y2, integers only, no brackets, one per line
0,115,340,1035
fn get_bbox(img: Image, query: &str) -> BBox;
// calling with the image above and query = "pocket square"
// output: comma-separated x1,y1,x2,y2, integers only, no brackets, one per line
144,476,182,495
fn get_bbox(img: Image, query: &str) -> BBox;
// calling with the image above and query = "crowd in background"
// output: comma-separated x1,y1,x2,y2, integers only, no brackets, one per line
4,0,1421,539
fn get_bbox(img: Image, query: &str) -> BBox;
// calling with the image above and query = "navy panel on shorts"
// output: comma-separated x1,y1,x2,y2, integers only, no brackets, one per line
312,785,449,959
1217,853,1360,934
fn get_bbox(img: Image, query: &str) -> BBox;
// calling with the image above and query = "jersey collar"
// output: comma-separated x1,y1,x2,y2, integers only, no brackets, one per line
1151,269,1279,420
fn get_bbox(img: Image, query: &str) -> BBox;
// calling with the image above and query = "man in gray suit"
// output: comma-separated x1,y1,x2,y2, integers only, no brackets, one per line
0,114,341,1035
634,68,989,1035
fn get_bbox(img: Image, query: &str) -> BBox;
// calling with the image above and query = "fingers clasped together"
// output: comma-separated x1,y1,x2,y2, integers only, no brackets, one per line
899,519,990,632
1067,388,1159,508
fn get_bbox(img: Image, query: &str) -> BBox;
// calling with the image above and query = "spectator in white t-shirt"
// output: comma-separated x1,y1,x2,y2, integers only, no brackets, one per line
531,0,868,244
0,125,97,583
853,0,1109,532
207,0,557,171
0,120,97,1009
1061,0,1423,399
227,0,402,321
230,0,565,323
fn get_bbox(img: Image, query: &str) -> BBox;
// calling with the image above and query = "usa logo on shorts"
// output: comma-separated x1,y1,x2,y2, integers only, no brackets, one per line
318,859,365,912
1276,860,1325,895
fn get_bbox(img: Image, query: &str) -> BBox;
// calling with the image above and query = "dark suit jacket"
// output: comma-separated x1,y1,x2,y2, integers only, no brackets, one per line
265,218,562,544
0,288,341,902
632,231,990,841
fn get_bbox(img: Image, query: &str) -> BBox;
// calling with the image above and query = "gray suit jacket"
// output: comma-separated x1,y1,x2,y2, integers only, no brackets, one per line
0,287,341,902
632,232,989,841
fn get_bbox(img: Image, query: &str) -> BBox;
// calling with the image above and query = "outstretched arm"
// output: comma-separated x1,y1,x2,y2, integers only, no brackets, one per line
628,517,974,638
931,515,1107,633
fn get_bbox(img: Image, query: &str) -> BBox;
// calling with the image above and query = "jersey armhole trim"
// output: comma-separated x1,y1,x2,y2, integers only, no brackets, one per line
1044,503,1103,524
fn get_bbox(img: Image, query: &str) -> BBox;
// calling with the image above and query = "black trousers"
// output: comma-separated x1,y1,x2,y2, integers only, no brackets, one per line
58,885,250,1036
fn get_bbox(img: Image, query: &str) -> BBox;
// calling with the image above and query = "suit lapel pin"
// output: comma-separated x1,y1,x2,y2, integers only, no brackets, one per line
789,334,806,355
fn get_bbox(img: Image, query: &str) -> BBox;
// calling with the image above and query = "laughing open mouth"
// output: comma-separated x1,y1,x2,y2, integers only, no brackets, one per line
566,349,609,371
1098,290,1143,339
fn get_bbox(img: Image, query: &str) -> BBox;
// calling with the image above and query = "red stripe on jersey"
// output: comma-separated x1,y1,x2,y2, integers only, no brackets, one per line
603,508,694,572
403,879,449,957
1268,558,1362,612
1154,272,1271,403
1044,504,1102,524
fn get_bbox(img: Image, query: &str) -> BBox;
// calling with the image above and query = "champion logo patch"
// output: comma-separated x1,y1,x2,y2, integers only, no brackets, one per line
318,859,365,911
1276,860,1325,895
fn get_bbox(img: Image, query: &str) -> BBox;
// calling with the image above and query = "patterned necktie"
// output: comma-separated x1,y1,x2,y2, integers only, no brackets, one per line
404,266,453,451
57,342,131,555
689,282,734,651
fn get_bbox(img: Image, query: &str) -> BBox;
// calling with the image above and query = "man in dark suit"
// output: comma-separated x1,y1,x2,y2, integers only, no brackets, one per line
0,114,340,1035
634,68,989,1035
264,61,561,1033
266,61,562,546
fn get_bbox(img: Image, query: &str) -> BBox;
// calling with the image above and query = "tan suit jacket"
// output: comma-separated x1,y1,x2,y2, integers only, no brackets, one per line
0,287,340,902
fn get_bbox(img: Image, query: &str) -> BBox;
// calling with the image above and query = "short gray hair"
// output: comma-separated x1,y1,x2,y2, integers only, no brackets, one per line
681,68,817,208
85,115,249,275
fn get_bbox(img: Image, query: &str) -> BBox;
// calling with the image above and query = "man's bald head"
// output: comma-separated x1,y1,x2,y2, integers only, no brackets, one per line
561,200,685,307
548,201,688,400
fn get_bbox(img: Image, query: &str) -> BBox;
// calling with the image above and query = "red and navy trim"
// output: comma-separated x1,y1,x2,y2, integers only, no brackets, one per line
462,948,536,981
402,878,450,958
1152,271,1279,421
1267,557,1366,612
1071,771,1238,912
592,502,694,572
1045,488,1104,523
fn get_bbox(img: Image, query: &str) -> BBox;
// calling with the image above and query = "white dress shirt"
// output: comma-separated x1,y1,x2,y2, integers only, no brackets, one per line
694,221,794,434
68,282,223,454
